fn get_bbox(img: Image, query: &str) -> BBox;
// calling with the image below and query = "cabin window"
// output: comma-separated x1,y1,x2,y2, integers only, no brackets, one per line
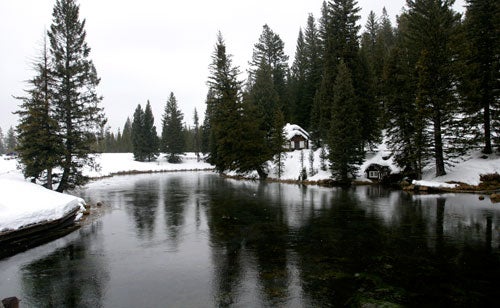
299,141,305,148
369,171,379,178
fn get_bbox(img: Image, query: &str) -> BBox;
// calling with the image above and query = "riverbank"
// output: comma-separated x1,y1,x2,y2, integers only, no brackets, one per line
1,149,499,235
0,153,213,245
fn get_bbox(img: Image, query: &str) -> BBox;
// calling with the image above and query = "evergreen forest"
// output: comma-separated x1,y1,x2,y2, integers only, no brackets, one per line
11,0,500,187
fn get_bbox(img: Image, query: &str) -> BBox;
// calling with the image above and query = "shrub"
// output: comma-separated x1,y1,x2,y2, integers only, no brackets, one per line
479,173,500,183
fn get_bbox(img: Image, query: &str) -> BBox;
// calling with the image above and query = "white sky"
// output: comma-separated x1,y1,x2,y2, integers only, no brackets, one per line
0,0,465,133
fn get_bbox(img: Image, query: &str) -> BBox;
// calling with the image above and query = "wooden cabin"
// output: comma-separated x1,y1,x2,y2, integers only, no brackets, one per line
365,163,391,181
284,123,310,150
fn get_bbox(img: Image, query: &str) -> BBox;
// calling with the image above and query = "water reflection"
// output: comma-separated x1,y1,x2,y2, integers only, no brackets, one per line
126,179,159,239
205,180,291,306
162,176,189,247
20,222,109,307
1,173,500,307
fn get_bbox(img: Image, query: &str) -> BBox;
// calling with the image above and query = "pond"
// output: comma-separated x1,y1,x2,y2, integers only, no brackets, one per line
1,172,499,307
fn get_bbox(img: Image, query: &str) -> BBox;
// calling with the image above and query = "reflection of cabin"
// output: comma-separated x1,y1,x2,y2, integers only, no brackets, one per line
365,163,391,180
284,123,310,150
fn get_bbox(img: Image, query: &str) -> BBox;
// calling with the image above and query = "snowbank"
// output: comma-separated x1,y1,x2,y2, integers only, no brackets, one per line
0,178,85,232
0,146,499,233
86,153,213,178
422,151,500,186
412,180,458,189
0,153,212,233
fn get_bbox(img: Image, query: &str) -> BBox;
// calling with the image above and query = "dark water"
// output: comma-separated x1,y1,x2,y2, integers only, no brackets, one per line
1,172,499,307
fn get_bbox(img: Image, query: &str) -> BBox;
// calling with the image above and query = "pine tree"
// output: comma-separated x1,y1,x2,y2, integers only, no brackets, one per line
206,32,243,173
290,29,308,128
14,37,62,188
201,90,215,155
462,0,500,153
121,117,133,152
48,0,106,191
0,127,5,154
132,104,146,161
327,61,363,184
115,129,122,152
248,25,290,120
271,108,286,178
161,92,185,163
143,101,159,161
303,14,323,132
193,108,201,161
235,99,269,179
405,0,462,176
248,59,280,153
311,0,362,144
5,127,17,154
384,45,428,178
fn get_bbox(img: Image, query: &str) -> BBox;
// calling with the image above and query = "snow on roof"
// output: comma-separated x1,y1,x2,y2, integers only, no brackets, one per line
284,123,310,140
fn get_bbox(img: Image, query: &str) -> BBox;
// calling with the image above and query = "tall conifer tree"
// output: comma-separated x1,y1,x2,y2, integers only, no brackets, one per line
311,0,362,144
462,0,500,153
206,33,243,173
143,101,159,161
0,128,5,155
405,0,461,176
248,25,290,120
328,61,363,183
193,108,201,161
121,117,133,152
161,92,185,163
15,37,62,188
48,0,105,191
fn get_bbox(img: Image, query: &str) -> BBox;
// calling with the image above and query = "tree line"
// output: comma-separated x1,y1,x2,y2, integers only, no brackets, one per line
13,0,499,189
97,95,201,163
0,126,17,155
203,0,499,183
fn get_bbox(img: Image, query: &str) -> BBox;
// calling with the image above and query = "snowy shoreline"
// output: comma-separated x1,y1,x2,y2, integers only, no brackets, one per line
1,149,500,235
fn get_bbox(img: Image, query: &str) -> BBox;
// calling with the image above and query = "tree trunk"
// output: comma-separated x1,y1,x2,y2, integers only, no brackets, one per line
46,168,53,190
483,95,492,154
256,166,268,180
433,112,446,177
56,163,70,193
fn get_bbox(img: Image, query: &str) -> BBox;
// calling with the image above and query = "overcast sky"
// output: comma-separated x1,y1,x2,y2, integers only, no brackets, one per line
0,0,466,133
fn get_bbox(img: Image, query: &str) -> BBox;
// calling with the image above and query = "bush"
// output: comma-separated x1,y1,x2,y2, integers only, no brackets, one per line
479,173,500,183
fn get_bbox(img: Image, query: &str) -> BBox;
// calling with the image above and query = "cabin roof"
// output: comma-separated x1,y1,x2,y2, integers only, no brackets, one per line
284,123,309,141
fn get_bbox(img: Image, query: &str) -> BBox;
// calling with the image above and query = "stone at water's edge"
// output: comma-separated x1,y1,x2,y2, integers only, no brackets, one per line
491,194,500,203
2,297,20,308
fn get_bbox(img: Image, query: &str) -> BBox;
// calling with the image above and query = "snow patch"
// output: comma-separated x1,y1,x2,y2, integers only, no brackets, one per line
412,180,458,189
0,178,85,232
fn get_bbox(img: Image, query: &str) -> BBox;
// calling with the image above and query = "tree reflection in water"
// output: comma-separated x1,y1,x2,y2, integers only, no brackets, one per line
125,179,159,239
3,173,499,307
20,221,109,307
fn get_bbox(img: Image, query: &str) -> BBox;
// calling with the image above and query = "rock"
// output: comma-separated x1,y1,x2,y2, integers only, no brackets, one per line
403,184,415,191
418,185,429,192
479,195,485,201
491,194,500,203
96,201,103,207
2,297,20,308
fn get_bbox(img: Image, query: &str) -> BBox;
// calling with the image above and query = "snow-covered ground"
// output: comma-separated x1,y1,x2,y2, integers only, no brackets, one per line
1,147,499,233
0,179,86,232
86,153,213,178
0,153,212,233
